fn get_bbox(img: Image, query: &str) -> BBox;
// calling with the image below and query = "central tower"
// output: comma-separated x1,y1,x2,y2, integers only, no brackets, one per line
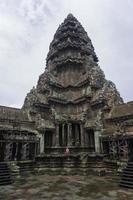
23,14,123,156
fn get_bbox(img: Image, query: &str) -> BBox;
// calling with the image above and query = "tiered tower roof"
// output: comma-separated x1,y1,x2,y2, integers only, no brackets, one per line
46,14,98,71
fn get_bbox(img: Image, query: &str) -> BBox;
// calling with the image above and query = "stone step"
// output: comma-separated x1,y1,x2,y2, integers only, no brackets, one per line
120,180,133,186
0,178,12,184
127,162,133,165
123,169,133,174
0,163,12,186
120,183,133,189
0,173,11,176
128,166,133,169
0,175,11,179
0,169,11,173
0,180,12,186
0,166,9,169
35,168,90,175
122,176,133,180
123,173,133,178
124,167,133,171
35,164,100,169
119,161,133,189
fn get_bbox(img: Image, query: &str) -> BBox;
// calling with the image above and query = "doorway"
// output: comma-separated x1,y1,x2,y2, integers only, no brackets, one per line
45,130,53,147
128,139,133,161
86,129,95,151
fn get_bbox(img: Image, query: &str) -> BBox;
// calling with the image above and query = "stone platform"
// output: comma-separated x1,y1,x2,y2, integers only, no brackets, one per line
35,153,109,176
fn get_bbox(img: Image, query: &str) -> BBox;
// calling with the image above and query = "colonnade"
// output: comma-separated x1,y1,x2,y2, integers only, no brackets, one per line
40,123,102,154
0,131,38,162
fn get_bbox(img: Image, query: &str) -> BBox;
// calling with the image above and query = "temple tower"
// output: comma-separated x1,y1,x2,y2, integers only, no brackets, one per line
23,14,123,155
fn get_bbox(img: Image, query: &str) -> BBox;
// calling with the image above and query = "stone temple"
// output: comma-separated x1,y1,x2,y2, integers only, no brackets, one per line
0,14,133,188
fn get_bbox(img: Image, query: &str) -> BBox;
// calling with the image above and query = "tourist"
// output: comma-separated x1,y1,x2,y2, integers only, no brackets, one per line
65,147,70,155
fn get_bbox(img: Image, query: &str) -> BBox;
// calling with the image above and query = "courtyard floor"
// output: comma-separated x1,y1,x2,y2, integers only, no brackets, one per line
0,175,132,200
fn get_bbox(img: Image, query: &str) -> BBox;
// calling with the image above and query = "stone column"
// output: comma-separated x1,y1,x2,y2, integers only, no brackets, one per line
80,124,84,146
4,142,13,161
75,124,80,146
62,124,65,146
40,132,44,154
94,130,101,153
52,131,56,146
21,143,29,160
67,123,72,146
55,124,59,146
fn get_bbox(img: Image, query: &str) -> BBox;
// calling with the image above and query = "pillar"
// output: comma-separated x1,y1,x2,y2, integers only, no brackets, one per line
40,132,44,153
94,130,101,153
75,124,78,143
80,124,84,146
4,142,13,161
21,143,29,160
62,124,65,146
67,123,72,146
55,124,59,146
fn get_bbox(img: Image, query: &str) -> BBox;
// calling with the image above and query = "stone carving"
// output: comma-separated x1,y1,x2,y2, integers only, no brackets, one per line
95,110,103,130
23,87,38,109
37,72,50,94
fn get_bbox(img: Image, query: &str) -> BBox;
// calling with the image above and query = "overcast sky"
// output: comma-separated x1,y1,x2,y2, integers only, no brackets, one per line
0,0,133,108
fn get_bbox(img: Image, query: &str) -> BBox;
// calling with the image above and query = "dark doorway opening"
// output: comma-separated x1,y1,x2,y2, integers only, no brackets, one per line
45,130,53,147
71,123,81,146
12,142,17,160
29,143,35,160
17,143,22,161
59,124,68,146
86,129,95,151
128,139,133,161
0,142,5,162
102,141,109,155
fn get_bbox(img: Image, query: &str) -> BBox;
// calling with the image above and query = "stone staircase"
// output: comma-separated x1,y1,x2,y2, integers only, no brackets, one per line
0,163,12,185
120,162,133,189
0,161,35,185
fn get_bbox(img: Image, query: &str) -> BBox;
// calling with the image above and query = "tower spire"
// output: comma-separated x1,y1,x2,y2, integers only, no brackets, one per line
46,14,98,71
